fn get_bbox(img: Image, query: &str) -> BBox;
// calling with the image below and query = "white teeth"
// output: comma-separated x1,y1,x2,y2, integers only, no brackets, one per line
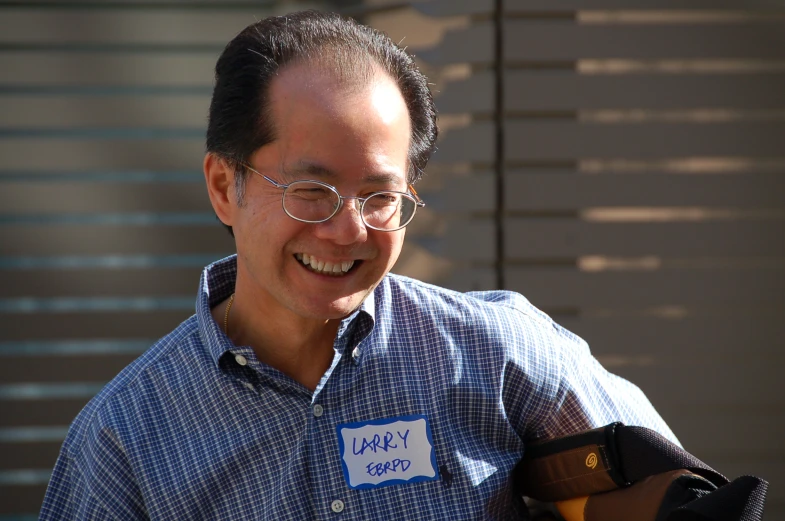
296,254,356,275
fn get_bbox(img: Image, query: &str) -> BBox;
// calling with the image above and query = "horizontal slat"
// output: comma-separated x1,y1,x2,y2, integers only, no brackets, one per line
0,224,233,255
506,171,785,210
505,0,785,9
416,22,493,65
0,9,265,45
0,310,192,341
444,220,495,261
558,315,785,358
505,121,785,160
443,267,497,292
0,96,210,128
0,484,47,516
0,139,204,169
659,410,785,455
505,220,785,257
0,52,216,86
441,172,496,212
0,443,61,472
0,400,89,428
506,267,785,307
616,363,783,407
0,183,211,214
432,122,494,163
436,72,494,114
0,267,201,298
0,383,103,401
763,504,785,521
505,20,785,60
413,0,494,17
0,171,202,182
0,427,68,444
0,255,217,270
1,353,138,383
506,72,785,111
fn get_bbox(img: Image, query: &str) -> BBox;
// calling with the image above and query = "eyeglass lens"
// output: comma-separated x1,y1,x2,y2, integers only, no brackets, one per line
283,181,416,230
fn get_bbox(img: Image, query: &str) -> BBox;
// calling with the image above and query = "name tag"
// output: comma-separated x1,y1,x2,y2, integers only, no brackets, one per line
336,414,439,490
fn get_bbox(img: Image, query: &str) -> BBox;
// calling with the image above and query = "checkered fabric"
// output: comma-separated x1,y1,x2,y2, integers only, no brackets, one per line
40,255,677,520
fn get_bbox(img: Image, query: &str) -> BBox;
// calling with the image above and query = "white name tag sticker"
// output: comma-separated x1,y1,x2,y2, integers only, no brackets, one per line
336,414,439,490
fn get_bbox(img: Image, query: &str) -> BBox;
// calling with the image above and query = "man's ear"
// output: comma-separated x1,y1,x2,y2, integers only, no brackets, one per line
204,153,236,227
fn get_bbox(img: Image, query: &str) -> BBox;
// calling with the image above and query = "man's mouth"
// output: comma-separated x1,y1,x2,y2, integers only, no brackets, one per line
295,253,356,276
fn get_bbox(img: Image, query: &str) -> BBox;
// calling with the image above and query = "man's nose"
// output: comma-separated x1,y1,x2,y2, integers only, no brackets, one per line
314,196,368,244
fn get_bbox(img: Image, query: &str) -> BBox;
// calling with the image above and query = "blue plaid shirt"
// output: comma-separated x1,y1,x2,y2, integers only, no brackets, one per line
41,255,676,520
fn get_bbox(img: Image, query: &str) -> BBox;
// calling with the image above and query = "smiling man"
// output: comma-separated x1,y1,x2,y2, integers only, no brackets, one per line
41,11,677,520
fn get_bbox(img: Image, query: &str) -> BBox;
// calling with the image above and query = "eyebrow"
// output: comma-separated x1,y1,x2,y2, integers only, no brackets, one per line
285,161,404,186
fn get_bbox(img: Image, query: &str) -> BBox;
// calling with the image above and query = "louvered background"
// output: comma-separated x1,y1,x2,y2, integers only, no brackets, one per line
1,0,783,518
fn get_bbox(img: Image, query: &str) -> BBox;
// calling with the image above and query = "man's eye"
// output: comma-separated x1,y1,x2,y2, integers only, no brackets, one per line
289,187,331,200
367,194,401,207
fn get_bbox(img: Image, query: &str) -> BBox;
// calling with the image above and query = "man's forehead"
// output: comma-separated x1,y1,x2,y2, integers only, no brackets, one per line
283,161,406,185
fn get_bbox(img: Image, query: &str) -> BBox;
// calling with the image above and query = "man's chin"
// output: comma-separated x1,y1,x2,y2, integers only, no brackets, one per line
294,292,370,321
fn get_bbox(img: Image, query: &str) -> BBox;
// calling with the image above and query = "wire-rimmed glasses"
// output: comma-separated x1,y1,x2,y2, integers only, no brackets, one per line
243,164,425,232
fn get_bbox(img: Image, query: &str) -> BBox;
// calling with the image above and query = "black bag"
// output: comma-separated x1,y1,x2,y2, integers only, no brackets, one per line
513,423,768,521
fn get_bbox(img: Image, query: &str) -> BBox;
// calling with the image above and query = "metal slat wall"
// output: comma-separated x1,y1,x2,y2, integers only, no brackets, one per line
1,0,784,518
0,1,380,517
404,0,784,518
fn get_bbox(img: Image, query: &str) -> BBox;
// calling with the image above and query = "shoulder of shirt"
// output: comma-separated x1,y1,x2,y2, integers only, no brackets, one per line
60,314,201,458
381,273,556,329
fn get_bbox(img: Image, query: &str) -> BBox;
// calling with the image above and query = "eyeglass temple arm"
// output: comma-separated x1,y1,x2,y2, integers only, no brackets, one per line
242,163,287,189
408,185,425,207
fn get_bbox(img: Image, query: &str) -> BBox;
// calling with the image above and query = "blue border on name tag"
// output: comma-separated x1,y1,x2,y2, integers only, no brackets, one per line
336,414,439,490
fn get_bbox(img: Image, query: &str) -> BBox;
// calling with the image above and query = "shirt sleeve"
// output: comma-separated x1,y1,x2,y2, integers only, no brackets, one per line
497,302,680,446
39,428,148,520
532,320,679,445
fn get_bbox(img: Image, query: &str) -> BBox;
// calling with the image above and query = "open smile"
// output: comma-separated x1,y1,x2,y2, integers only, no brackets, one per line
295,253,359,277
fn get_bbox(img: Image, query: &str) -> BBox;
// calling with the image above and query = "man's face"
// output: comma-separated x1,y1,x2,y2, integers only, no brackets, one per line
230,63,412,321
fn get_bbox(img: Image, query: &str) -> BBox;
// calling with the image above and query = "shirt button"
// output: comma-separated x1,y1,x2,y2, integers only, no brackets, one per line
313,404,324,417
351,346,360,360
243,382,255,392
331,499,344,513
234,354,247,366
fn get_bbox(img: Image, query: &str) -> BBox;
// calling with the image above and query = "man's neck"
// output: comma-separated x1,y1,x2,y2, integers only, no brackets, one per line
212,283,342,393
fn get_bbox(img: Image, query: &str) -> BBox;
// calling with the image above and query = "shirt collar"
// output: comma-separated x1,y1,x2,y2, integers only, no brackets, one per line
195,254,378,367
195,255,238,367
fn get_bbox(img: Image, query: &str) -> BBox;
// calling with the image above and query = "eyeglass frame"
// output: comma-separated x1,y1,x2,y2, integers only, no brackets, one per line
241,164,425,232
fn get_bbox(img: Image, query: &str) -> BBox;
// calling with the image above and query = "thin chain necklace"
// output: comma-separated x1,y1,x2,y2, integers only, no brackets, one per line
223,293,235,336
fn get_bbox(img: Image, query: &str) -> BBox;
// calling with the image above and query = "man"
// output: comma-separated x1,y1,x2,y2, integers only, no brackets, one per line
40,11,677,520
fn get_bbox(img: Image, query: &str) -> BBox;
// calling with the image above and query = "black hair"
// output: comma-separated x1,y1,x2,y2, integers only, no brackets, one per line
205,10,438,235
